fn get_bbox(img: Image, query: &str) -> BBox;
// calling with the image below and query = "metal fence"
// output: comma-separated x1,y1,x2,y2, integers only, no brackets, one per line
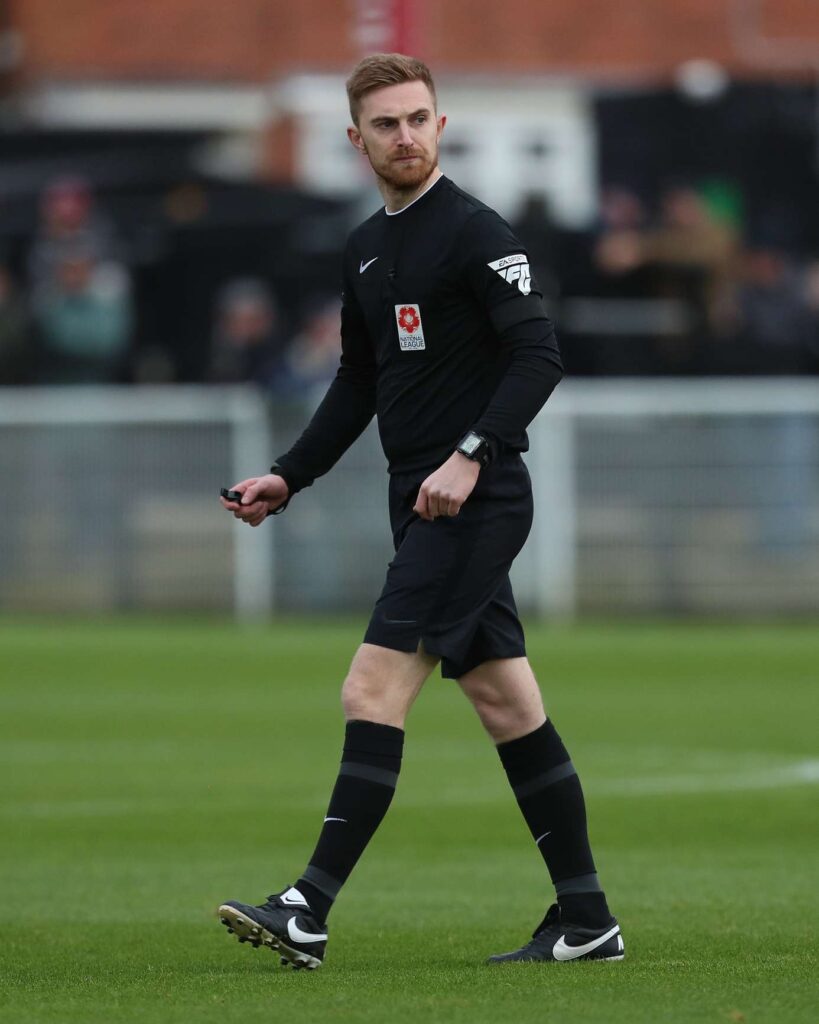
1,380,817,619
515,380,819,616
0,387,274,618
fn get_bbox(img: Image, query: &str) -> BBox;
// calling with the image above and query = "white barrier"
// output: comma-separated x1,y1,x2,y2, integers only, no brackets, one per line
0,386,274,621
1,380,817,618
514,379,819,616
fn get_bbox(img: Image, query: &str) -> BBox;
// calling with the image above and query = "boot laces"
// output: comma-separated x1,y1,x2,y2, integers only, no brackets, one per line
532,903,561,938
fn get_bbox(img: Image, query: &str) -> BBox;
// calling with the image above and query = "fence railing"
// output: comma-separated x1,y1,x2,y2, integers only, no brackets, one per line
1,380,817,619
0,387,274,620
518,379,819,616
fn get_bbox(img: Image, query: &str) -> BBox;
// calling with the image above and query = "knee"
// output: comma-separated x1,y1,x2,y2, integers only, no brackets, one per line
469,683,522,737
475,698,543,743
340,646,406,725
462,674,545,743
341,667,383,721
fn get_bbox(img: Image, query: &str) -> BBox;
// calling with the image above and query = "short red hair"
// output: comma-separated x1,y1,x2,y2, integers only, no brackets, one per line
346,53,437,126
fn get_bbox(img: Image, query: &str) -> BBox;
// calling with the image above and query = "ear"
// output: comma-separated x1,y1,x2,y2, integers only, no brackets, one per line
436,114,446,142
347,126,367,154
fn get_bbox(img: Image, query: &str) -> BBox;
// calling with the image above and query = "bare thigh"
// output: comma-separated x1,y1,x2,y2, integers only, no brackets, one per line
341,642,439,728
458,657,546,743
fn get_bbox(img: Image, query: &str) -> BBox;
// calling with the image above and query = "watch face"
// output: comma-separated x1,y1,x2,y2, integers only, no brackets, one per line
461,434,481,455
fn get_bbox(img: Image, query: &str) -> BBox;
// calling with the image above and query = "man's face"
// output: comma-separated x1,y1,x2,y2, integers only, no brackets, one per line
348,80,445,193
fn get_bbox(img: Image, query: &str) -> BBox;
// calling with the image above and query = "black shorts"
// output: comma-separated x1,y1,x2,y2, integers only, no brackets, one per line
363,453,534,679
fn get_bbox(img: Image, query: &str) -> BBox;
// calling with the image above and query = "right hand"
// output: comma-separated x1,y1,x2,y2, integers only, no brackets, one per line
219,474,290,527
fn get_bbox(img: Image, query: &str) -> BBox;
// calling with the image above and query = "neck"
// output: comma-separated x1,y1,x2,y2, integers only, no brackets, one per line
379,167,442,214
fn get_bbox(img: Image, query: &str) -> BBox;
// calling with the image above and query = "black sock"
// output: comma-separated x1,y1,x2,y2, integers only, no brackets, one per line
296,719,404,923
497,719,611,928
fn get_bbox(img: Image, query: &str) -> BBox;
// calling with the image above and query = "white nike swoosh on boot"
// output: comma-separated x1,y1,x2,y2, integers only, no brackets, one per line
287,917,328,944
552,923,620,961
280,887,309,906
359,257,379,273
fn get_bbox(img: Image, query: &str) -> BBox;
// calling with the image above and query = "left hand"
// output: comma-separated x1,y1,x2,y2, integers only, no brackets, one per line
413,451,481,521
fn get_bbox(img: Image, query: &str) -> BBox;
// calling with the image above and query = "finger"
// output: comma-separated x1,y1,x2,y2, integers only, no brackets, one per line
240,500,265,519
233,503,259,522
240,485,257,505
413,487,430,521
229,477,257,498
446,498,460,517
427,494,440,519
248,502,269,526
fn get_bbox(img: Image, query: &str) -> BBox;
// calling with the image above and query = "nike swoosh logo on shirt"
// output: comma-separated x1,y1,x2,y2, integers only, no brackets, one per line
552,924,620,961
287,917,328,944
359,257,379,273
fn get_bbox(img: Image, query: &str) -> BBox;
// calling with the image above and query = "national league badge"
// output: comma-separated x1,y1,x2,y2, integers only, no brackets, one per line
394,304,426,350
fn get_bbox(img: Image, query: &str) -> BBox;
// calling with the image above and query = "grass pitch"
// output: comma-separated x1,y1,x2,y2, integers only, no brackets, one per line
1,618,817,1023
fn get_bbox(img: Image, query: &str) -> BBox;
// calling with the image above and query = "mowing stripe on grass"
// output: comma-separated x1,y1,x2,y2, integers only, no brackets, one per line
4,759,818,820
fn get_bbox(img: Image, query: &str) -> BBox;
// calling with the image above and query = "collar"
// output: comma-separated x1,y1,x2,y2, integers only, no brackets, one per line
384,174,445,217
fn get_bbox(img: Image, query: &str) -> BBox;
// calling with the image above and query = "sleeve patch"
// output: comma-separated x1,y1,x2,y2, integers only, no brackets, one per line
487,254,531,295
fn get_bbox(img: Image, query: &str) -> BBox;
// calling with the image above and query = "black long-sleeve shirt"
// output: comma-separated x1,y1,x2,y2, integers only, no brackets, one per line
275,176,563,493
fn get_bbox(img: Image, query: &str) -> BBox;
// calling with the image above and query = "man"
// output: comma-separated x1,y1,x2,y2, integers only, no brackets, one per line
218,54,623,970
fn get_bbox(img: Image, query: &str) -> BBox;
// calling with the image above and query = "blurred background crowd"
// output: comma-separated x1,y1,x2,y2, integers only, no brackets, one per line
1,0,818,393
0,167,347,397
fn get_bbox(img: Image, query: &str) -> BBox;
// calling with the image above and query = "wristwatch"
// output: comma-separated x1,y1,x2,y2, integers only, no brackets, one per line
455,430,491,468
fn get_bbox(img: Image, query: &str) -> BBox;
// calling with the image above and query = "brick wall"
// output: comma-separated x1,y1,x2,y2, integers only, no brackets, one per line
10,0,819,82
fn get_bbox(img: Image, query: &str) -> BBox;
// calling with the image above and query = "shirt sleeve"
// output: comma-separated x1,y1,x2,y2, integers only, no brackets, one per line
457,209,550,334
457,210,564,457
273,263,377,495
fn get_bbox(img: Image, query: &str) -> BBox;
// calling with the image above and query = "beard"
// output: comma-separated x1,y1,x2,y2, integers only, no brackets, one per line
371,148,439,193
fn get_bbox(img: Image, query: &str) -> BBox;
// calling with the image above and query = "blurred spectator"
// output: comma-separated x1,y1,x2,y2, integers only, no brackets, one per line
271,296,342,407
27,176,121,289
207,278,284,385
643,187,738,325
510,193,559,302
32,248,132,383
580,184,740,374
565,186,662,374
600,187,649,233
0,262,30,384
716,248,813,374
592,186,653,289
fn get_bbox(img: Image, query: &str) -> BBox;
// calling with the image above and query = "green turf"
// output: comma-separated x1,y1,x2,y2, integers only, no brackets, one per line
1,618,817,1023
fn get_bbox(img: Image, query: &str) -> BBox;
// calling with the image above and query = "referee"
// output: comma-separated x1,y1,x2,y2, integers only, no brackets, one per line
218,54,623,969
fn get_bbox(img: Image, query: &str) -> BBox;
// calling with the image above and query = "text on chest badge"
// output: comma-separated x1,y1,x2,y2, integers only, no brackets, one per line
394,304,426,350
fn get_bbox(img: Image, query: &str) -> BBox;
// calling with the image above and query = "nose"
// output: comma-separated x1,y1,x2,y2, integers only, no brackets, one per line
397,121,414,148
